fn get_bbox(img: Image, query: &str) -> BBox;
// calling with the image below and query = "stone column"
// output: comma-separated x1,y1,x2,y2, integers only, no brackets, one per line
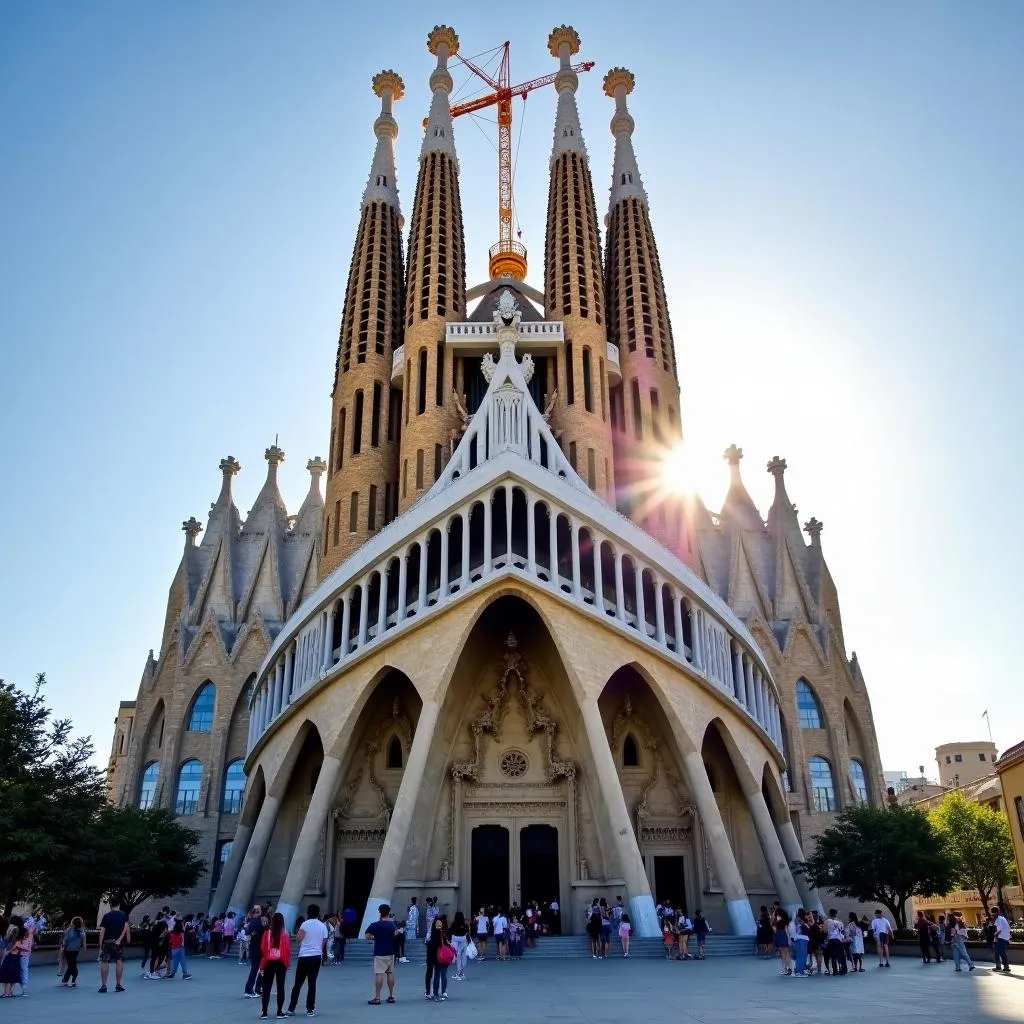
654,579,666,645
672,596,684,660
688,604,702,668
484,499,493,573
614,551,625,620
359,700,441,934
571,523,582,598
579,698,659,936
677,749,757,935
323,605,337,671
210,820,253,916
527,499,537,574
417,542,428,611
460,514,470,588
358,577,370,646
376,568,388,638
777,819,825,914
592,533,604,613
744,788,803,918
277,754,344,930
227,793,282,917
340,594,352,656
439,527,449,601
732,645,745,705
548,511,558,583
634,564,646,636
285,644,295,702
397,555,408,623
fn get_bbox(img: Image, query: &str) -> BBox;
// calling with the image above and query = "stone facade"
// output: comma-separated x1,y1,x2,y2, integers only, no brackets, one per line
111,24,884,931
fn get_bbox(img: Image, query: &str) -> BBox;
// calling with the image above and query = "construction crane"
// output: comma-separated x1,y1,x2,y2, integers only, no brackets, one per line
442,41,595,282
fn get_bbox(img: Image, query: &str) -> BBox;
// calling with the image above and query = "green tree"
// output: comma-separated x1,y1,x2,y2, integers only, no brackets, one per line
798,804,955,929
930,791,1017,915
0,675,107,915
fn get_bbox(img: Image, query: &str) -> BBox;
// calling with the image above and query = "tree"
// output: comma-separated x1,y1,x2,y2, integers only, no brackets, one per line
0,675,108,915
798,804,955,930
930,791,1017,915
94,806,205,915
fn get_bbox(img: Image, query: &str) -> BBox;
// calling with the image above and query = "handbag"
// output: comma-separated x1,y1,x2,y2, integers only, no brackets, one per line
465,940,478,961
437,943,455,966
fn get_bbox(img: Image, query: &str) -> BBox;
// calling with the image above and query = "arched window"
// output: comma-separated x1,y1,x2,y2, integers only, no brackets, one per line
796,680,823,730
175,759,204,815
849,759,869,803
222,759,246,814
187,683,216,732
139,761,159,810
623,734,640,768
212,839,233,888
386,736,403,770
809,756,837,812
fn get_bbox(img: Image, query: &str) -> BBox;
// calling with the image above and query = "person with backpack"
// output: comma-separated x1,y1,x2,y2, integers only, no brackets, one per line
692,910,711,959
425,916,454,1001
260,912,291,1020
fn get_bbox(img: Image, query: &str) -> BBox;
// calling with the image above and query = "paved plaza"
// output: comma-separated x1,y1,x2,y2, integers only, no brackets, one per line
17,954,1024,1024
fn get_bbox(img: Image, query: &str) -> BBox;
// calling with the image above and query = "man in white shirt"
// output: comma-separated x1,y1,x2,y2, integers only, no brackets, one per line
288,904,329,1016
405,898,419,953
492,910,509,961
870,909,893,967
991,906,1012,972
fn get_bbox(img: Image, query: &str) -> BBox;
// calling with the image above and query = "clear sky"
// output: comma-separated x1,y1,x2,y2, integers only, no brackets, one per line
1,1,1022,780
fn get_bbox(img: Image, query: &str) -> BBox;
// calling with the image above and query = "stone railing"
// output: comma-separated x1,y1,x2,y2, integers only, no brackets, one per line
390,344,405,383
445,320,565,346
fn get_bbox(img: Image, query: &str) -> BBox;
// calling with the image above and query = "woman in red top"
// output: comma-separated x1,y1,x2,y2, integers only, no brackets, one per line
260,913,291,1020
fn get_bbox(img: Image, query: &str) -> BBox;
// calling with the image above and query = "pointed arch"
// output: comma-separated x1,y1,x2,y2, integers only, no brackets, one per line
795,679,825,730
139,761,159,809
187,681,216,732
222,758,246,814
808,755,838,812
622,733,640,768
175,759,204,815
386,734,404,770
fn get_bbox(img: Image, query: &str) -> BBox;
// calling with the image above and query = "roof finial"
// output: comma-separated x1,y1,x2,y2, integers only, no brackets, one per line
603,67,645,208
306,456,327,493
803,517,823,546
421,26,459,160
548,26,588,164
216,455,240,504
182,516,203,546
264,444,285,485
723,444,743,487
363,70,405,209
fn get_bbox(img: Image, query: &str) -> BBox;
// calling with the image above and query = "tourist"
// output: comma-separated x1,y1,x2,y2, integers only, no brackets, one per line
662,920,675,959
825,909,847,975
60,916,86,987
16,914,35,994
508,915,525,959
425,916,452,1000
914,911,934,963
201,914,211,955
613,896,625,925
773,908,792,976
587,902,603,958
600,903,613,958
449,911,469,979
211,914,224,958
927,915,944,962
549,897,560,935
97,895,131,993
692,910,711,959
394,916,407,964
288,903,329,1017
676,911,693,961
950,913,974,972
365,903,397,1005
791,909,809,977
991,906,1012,972
756,906,772,957
166,920,192,980
244,906,267,999
138,915,153,973
492,906,509,960
238,917,251,965
870,910,893,968
424,898,439,943
260,912,291,1019
618,913,632,958
846,913,864,972
0,924,28,997
148,915,170,978
224,911,236,957
330,914,346,964
473,907,489,961
406,898,419,943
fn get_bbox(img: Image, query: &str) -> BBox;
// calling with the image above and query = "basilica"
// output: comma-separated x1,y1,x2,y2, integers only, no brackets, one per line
107,26,884,937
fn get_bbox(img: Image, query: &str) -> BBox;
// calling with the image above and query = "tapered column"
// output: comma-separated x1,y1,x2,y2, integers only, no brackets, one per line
397,555,408,623
678,749,756,934
460,514,470,588
358,578,370,645
210,819,254,916
484,499,493,573
744,788,803,918
688,605,702,668
527,500,537,574
227,793,282,917
285,644,295,701
323,606,337,670
571,523,582,598
340,595,352,654
732,645,745,704
579,698,659,936
744,657,756,716
654,579,666,645
634,565,646,635
417,542,428,610
505,487,513,562
277,754,344,930
672,596,684,658
592,534,604,612
549,512,558,583
439,527,449,600
614,552,625,620
777,819,825,914
359,700,441,934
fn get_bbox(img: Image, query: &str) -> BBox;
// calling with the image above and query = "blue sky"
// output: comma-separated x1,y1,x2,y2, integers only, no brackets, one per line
1,1,1022,779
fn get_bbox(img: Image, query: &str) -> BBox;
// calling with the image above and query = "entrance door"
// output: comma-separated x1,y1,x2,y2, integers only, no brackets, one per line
519,824,559,910
471,824,510,912
341,857,375,937
653,855,687,915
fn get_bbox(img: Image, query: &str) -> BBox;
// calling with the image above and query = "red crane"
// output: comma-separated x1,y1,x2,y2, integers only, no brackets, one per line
442,41,595,281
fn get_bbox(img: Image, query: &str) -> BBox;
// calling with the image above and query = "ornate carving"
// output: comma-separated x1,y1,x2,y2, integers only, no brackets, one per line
333,822,387,845
641,825,693,844
517,674,576,781
463,800,566,816
500,749,529,778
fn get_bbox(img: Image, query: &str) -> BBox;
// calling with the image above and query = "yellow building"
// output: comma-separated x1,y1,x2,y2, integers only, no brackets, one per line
996,741,1024,909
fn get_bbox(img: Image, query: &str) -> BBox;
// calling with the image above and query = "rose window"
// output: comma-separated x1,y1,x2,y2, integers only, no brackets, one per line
500,749,529,778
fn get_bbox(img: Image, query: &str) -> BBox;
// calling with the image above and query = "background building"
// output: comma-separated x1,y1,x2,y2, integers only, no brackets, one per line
936,740,999,789
110,26,884,931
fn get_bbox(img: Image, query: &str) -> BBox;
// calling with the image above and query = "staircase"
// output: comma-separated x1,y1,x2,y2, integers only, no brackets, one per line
333,934,756,963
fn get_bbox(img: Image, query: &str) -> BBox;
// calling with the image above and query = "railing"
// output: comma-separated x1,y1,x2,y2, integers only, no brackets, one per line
246,470,785,759
446,321,564,344
391,344,405,383
606,341,621,383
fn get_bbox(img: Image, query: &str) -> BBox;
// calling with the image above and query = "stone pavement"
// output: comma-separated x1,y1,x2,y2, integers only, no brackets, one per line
15,953,1024,1023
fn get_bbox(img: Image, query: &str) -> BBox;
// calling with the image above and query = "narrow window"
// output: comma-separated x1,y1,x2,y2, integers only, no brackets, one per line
388,388,401,441
587,448,596,489
416,449,424,489
367,485,378,531
371,382,381,447
436,342,445,407
352,390,364,455
599,358,606,420
569,441,577,471
630,378,643,440
333,500,340,546
623,734,640,767
402,460,408,498
405,361,411,423
384,483,393,525
434,443,442,480
650,388,661,442
349,491,359,532
417,348,427,414
582,347,593,412
386,736,403,769
565,342,575,405
337,409,346,470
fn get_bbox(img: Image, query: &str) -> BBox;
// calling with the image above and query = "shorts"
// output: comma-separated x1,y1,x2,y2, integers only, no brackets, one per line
773,930,789,949
100,941,124,963
373,955,395,975
876,933,890,948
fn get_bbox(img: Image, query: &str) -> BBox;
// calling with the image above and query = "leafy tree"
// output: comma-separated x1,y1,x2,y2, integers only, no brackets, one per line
0,675,107,915
798,804,955,929
93,806,205,915
930,791,1017,915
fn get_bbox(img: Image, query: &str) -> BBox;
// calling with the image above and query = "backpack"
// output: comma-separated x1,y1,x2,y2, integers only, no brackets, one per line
437,943,455,966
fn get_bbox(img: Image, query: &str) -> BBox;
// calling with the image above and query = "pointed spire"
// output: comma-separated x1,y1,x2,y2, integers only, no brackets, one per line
720,443,764,531
421,25,459,162
723,444,744,488
548,26,588,165
603,68,645,209
306,456,327,496
215,456,241,507
362,70,404,211
244,444,288,528
803,517,823,547
182,517,203,546
766,455,803,543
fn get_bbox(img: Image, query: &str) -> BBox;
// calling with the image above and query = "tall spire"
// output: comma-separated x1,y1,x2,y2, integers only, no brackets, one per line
604,68,645,208
398,25,466,512
541,26,615,504
362,71,404,210
323,72,407,574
